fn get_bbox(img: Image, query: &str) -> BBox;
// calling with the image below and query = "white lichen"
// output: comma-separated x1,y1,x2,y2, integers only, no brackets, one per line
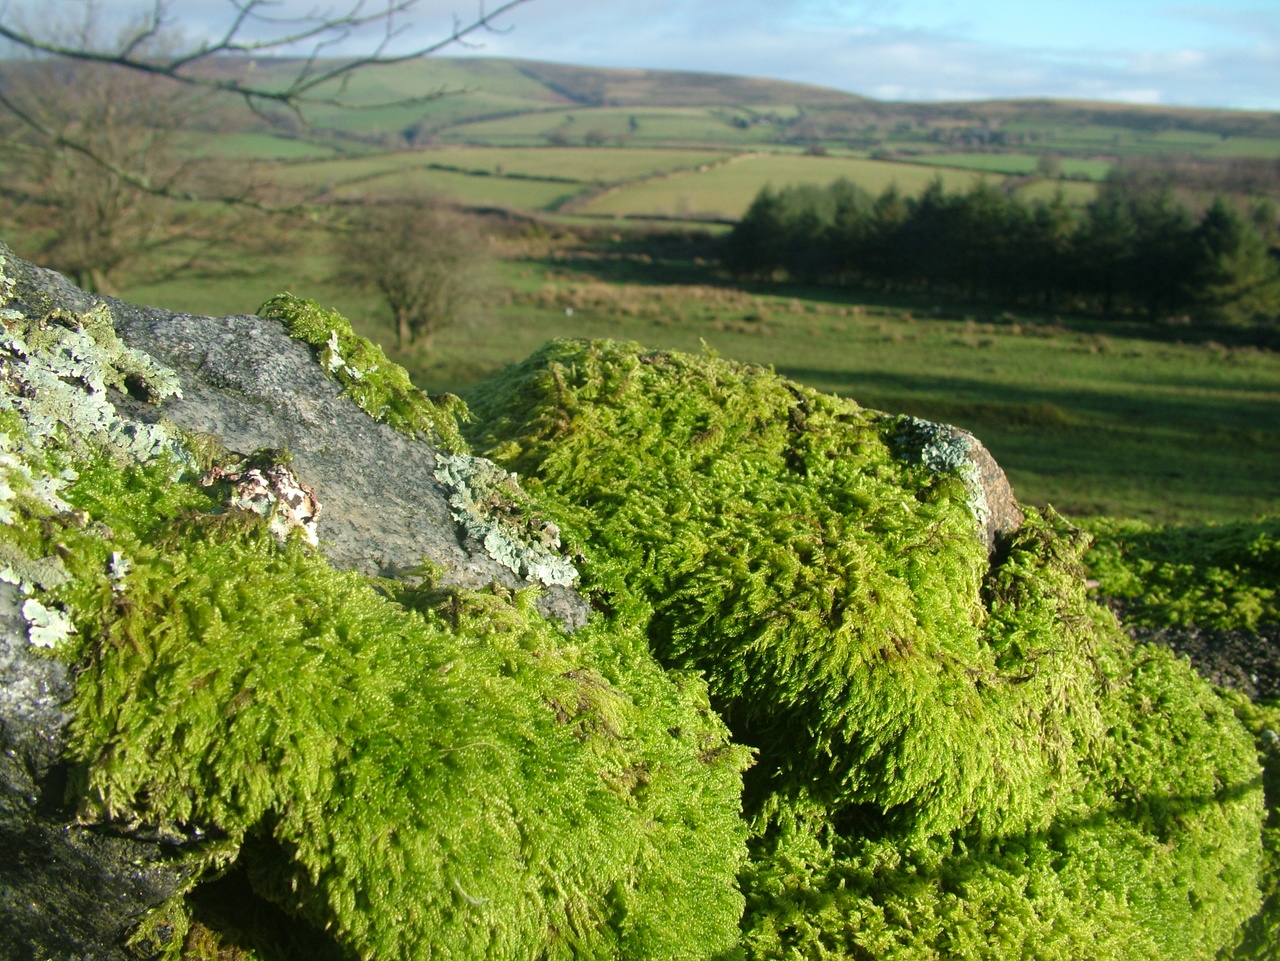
200,463,322,547
0,302,189,472
433,452,578,588
322,328,368,382
22,598,76,650
109,552,132,592
0,250,20,322
894,415,991,532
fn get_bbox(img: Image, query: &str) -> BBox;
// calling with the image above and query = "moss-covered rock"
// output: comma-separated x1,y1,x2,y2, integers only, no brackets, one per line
1085,516,1280,632
1,238,1271,960
0,249,748,960
1084,516,1280,960
467,338,1267,960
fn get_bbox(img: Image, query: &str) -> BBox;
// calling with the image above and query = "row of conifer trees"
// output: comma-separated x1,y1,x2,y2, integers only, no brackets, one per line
723,175,1280,324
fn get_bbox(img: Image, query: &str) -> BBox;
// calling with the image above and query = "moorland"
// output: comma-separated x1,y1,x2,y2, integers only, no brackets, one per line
3,52,1280,961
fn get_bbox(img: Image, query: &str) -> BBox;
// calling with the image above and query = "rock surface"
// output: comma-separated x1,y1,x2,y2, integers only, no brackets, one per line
894,415,1024,553
3,252,589,633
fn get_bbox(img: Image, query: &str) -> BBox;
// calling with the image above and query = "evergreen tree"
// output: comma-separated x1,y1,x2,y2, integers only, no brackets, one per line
724,186,789,277
1025,190,1079,306
1190,197,1280,323
1077,192,1137,315
1127,188,1198,317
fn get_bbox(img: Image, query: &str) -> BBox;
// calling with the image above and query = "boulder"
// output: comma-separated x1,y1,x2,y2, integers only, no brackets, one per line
0,245,605,959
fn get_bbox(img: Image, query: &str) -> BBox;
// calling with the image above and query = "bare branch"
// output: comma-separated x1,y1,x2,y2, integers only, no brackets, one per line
0,0,534,112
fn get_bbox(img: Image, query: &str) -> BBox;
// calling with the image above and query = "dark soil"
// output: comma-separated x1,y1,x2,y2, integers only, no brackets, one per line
1107,600,1280,702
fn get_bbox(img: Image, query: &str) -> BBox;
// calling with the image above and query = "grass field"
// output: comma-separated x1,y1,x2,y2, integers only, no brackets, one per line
393,146,731,182
438,106,780,147
116,233,1280,526
898,153,1112,180
578,154,997,219
28,56,1280,526
269,146,736,209
181,133,340,161
262,146,1099,219
1014,179,1101,204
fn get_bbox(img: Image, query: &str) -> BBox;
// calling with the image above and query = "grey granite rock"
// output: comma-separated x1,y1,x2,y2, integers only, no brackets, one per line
3,251,589,632
893,415,1024,554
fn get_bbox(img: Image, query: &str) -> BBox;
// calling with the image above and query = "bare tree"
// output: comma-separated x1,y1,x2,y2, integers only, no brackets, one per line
0,1,533,195
0,54,214,293
335,197,490,348
0,1,531,288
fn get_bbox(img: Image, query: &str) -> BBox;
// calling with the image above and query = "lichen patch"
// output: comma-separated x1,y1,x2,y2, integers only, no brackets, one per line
200,463,321,547
894,414,993,533
433,452,578,587
21,597,76,650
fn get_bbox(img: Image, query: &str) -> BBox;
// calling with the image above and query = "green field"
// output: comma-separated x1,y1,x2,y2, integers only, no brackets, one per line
264,146,1100,219
1013,178,1100,204
898,152,1112,180
200,58,1280,167
579,154,996,219
416,146,733,181
117,235,1280,525
267,146,737,209
181,132,340,161
15,55,1280,525
439,105,784,147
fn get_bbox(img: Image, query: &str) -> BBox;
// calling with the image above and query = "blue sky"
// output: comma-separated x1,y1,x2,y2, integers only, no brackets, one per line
55,1,1280,110
448,0,1280,109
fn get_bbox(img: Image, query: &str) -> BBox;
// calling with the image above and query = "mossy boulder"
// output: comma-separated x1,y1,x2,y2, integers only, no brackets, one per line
467,338,1269,960
0,242,1271,960
0,246,748,960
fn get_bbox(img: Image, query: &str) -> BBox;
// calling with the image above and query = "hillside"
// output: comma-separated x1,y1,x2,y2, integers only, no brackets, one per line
166,56,1274,227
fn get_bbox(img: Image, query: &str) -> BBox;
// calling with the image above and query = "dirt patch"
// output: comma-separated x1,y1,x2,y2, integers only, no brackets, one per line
1109,599,1280,702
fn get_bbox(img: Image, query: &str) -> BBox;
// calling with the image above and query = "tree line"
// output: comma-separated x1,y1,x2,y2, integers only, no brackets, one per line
723,175,1280,324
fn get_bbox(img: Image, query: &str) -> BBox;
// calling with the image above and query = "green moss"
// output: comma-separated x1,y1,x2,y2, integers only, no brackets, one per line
0,438,750,960
1225,696,1280,960
0,279,748,958
257,293,470,453
1083,516,1280,630
466,338,1266,960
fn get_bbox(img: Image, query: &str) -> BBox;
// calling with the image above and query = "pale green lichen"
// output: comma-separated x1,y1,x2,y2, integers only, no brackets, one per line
433,451,578,587
257,293,470,453
894,414,991,533
0,248,21,322
20,597,76,649
0,302,188,470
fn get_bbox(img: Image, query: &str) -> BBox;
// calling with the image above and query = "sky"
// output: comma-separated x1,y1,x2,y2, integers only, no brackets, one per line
35,0,1280,110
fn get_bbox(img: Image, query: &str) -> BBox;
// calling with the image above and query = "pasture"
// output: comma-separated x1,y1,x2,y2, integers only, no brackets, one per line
897,152,1112,179
117,233,1280,526
257,146,1100,219
578,154,999,220
18,56,1280,527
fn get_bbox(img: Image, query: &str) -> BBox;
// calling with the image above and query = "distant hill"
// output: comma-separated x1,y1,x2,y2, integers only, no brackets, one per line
505,59,870,108
243,56,1277,160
